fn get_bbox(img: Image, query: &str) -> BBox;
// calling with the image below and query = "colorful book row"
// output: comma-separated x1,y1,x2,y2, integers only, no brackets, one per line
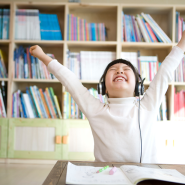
12,86,62,119
0,9,9,39
15,9,62,40
122,12,171,43
63,88,107,119
176,11,185,43
14,46,56,79
66,50,116,80
174,55,185,82
67,14,106,41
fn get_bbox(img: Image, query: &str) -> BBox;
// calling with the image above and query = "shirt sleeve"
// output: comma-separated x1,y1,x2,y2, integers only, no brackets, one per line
47,60,103,119
140,46,184,111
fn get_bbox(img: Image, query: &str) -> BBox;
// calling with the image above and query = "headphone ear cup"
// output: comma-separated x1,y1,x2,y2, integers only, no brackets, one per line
135,82,139,96
97,82,105,95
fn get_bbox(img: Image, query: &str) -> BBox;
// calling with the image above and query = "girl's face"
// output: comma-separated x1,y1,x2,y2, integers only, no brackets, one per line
105,63,136,98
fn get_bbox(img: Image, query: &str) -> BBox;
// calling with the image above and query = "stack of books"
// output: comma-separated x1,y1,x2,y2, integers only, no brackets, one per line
0,9,10,40
174,88,185,119
0,49,8,78
67,14,106,41
0,81,7,118
15,9,62,40
176,11,185,42
14,46,56,79
63,88,107,119
12,86,62,119
174,55,185,82
66,50,116,80
121,12,172,43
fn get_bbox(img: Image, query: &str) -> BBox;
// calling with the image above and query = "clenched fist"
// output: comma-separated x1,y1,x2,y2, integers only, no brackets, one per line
29,45,52,66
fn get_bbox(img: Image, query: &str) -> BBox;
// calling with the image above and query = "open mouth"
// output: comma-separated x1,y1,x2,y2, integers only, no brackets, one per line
113,76,127,82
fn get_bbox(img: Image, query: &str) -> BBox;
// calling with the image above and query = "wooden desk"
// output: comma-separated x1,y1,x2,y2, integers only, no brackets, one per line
42,161,185,185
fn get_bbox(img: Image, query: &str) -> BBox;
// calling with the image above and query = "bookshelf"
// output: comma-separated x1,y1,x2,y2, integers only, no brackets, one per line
0,2,185,162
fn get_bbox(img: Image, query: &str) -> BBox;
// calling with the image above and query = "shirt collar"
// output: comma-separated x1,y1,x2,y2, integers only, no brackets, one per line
107,97,137,105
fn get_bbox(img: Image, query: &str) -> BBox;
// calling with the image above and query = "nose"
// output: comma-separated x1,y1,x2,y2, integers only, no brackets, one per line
116,68,123,74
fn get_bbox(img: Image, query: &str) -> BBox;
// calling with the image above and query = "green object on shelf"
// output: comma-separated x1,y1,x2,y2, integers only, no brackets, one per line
0,118,8,158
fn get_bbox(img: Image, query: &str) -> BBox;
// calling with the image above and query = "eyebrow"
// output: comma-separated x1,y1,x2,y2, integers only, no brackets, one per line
109,65,130,69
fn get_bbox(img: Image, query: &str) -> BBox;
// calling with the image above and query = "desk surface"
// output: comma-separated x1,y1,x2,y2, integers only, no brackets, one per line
42,161,185,185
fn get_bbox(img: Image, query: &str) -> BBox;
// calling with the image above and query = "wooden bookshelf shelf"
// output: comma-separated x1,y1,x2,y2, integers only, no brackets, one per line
121,42,173,48
0,40,10,44
66,41,117,47
14,40,65,45
13,79,60,83
1,2,184,122
0,78,8,81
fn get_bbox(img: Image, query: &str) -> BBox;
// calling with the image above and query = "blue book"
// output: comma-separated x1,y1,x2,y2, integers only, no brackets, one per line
39,14,45,40
20,93,28,118
150,26,163,42
0,9,2,39
26,87,38,118
48,87,59,118
129,15,136,42
24,52,28,79
19,46,25,78
35,86,48,118
91,23,96,41
7,9,10,39
125,15,131,42
142,18,154,42
29,86,41,118
67,14,69,40
30,52,36,79
176,11,180,43
49,14,54,40
54,14,62,40
33,86,45,118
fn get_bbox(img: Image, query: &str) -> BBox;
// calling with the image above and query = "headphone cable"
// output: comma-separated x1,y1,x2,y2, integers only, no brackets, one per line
138,91,142,163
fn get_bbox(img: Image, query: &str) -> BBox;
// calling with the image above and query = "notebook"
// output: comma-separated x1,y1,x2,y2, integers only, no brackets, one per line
66,162,185,185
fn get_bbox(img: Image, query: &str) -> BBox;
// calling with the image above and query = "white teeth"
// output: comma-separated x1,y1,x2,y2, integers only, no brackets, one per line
114,77,126,82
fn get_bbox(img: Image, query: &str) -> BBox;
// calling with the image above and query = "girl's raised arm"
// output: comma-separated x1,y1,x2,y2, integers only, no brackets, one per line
140,31,185,112
29,45,103,119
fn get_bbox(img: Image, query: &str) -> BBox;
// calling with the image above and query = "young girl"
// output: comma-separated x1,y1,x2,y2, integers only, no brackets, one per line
29,32,185,163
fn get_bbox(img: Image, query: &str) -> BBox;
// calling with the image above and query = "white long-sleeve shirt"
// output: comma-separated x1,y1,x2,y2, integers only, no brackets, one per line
47,46,184,163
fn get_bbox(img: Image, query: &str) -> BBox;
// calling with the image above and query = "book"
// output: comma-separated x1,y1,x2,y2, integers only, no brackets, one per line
66,162,185,185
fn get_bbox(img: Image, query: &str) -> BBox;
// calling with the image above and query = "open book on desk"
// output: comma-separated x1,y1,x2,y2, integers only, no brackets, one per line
66,162,185,185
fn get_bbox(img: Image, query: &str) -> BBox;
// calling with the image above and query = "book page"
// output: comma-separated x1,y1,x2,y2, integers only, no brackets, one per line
66,162,132,185
120,165,185,185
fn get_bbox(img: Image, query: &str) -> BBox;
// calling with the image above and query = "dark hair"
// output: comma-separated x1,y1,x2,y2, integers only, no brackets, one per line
99,58,141,97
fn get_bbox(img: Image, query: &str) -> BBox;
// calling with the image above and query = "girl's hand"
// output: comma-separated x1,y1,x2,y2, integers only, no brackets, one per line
29,45,46,60
177,30,185,52
29,45,53,66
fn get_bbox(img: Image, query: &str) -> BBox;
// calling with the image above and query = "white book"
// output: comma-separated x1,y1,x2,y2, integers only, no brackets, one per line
136,15,150,42
23,93,35,118
66,162,185,185
141,12,167,43
0,89,6,117
134,19,142,42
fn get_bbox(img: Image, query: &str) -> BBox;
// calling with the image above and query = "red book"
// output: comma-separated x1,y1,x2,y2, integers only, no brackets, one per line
149,62,152,81
85,22,88,41
179,90,184,117
145,23,158,42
